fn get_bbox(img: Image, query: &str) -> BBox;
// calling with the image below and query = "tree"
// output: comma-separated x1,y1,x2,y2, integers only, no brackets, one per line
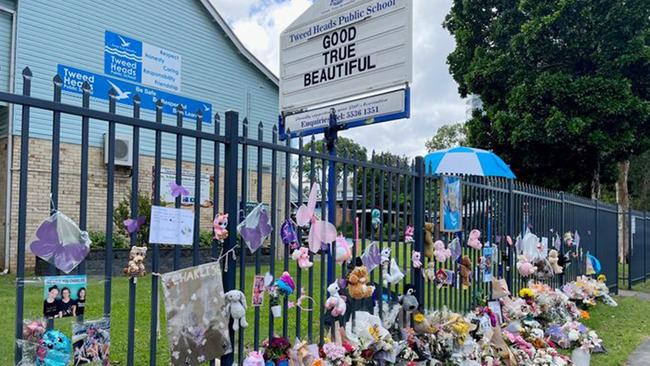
444,0,650,260
425,123,467,152
302,136,368,185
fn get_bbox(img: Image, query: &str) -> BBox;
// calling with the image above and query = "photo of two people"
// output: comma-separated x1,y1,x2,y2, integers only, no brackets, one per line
43,275,87,319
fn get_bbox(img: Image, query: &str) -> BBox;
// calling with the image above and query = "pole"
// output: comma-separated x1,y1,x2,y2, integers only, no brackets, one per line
413,157,425,304
326,109,339,284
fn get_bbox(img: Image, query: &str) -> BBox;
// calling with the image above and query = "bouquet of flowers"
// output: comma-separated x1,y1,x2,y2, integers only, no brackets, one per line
321,342,351,366
262,337,292,366
546,321,603,351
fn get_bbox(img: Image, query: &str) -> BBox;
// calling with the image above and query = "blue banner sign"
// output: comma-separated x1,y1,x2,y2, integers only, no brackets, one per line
58,64,212,123
104,31,142,82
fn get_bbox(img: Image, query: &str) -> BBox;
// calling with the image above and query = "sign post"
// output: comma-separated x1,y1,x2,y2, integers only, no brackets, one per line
280,0,413,284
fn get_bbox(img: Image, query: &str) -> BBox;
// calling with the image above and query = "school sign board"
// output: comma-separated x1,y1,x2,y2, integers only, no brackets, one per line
279,0,413,138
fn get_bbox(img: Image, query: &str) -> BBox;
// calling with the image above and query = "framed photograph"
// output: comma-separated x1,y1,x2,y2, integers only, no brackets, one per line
487,300,503,325
440,176,462,232
252,275,265,307
43,275,87,319
72,318,110,365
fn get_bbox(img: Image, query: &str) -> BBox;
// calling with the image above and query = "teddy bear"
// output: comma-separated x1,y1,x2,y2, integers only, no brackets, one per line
467,229,482,250
291,247,313,269
123,246,147,279
411,251,422,268
422,261,436,282
347,260,375,300
433,240,452,263
516,255,537,277
548,249,563,274
213,213,229,242
325,282,346,317
224,290,248,331
459,255,472,289
424,223,435,259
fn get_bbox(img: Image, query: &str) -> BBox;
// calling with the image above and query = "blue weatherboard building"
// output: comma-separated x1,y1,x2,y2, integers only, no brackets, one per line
0,0,279,271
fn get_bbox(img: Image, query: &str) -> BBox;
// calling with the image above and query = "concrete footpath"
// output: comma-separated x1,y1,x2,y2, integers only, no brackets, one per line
619,290,650,366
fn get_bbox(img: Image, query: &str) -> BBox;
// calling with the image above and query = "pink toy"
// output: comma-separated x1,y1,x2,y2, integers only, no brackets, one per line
291,247,313,269
334,235,352,264
325,282,347,317
433,240,452,263
243,351,265,366
516,255,537,277
467,229,482,250
412,251,423,268
213,213,229,241
506,235,513,246
404,226,414,243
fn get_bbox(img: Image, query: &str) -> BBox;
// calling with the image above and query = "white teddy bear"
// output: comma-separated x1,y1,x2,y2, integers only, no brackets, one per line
224,290,248,331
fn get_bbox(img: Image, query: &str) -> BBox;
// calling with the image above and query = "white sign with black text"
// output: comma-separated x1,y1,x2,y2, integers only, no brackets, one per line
283,89,406,136
280,0,413,113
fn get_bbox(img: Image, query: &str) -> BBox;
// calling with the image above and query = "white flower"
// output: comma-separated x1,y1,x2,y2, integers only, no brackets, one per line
568,330,580,341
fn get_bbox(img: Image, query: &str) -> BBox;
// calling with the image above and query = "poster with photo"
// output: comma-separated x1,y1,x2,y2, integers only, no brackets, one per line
162,262,232,365
482,246,494,283
252,275,265,307
488,300,503,325
72,318,111,365
440,176,462,232
43,275,87,319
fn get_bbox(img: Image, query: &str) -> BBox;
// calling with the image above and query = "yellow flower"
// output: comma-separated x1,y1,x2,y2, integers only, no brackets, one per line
368,325,380,341
519,288,534,298
597,274,607,283
414,313,425,323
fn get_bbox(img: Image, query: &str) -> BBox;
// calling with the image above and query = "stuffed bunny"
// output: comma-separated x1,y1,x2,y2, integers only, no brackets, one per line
224,290,248,331
433,240,452,263
412,251,423,268
325,282,346,317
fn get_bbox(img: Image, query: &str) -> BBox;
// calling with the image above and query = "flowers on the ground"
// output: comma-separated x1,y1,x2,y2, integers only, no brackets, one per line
519,287,535,299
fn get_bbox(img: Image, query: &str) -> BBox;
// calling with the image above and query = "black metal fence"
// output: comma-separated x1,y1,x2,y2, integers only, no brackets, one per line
0,68,622,366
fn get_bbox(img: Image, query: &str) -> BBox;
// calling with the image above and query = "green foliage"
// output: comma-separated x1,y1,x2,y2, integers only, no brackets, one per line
630,150,650,210
302,136,368,183
425,123,467,152
113,191,153,247
444,0,650,195
88,230,129,250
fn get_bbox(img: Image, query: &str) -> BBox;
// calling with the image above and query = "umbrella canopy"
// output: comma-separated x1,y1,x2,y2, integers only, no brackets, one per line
424,146,516,179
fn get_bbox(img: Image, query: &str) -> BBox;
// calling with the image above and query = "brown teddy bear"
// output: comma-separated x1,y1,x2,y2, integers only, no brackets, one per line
123,246,147,279
459,255,472,290
348,261,375,300
424,223,434,259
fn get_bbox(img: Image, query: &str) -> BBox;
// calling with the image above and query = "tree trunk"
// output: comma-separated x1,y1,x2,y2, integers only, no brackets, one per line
617,160,630,264
591,162,601,200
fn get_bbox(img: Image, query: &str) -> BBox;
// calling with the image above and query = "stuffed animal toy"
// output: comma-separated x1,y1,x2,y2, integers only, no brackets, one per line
36,329,71,366
516,255,537,277
424,223,435,259
274,272,295,296
291,247,313,269
548,249,563,274
399,285,419,312
422,262,436,282
123,246,147,279
381,248,404,286
213,213,229,241
334,235,352,264
325,282,346,317
412,251,422,268
467,229,482,250
23,319,46,343
404,225,414,243
243,351,265,366
433,240,452,263
348,259,375,300
534,259,554,279
459,255,472,289
491,278,510,299
371,208,382,229
224,290,248,331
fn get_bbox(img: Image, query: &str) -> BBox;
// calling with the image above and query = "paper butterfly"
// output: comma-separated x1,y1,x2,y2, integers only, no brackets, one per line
169,181,189,198
280,218,299,249
296,183,337,253
361,242,382,272
29,211,91,274
237,203,273,253
123,216,146,234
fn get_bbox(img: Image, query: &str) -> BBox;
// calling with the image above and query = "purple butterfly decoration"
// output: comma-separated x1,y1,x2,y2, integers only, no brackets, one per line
361,242,381,272
29,213,90,274
124,216,146,234
280,219,299,249
238,204,273,253
169,181,189,198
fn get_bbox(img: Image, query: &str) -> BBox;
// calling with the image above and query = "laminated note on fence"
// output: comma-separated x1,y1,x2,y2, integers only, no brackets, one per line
162,261,233,365
149,206,194,245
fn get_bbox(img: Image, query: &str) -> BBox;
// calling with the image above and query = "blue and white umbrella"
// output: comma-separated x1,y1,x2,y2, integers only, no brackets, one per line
424,146,516,178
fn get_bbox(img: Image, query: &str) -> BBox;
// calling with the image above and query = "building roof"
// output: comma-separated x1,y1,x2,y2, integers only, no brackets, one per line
200,0,279,86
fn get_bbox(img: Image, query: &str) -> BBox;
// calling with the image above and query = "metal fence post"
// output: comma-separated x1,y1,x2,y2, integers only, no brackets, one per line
628,207,633,290
413,157,425,304
506,179,514,291
594,199,599,259
644,211,647,282
221,110,239,366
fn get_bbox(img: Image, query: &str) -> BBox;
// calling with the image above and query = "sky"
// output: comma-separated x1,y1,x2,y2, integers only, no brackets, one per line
209,0,466,158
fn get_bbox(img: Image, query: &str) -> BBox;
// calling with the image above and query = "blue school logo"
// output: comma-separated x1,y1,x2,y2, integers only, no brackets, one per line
104,31,143,82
